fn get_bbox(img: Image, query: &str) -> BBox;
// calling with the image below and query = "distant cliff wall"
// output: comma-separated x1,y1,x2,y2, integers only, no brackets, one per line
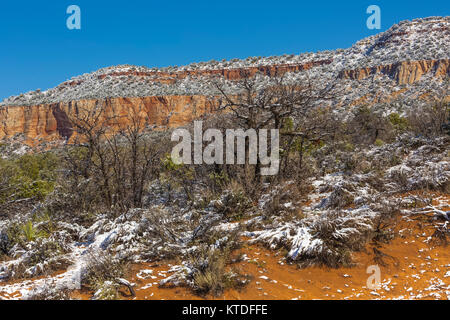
0,59,448,144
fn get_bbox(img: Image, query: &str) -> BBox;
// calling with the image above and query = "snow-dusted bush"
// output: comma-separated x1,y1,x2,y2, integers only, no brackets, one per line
211,188,253,221
81,250,125,297
24,284,72,300
159,230,247,296
249,206,378,268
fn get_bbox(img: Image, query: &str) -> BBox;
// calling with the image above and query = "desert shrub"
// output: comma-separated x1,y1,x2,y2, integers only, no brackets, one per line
25,238,68,268
0,220,44,259
443,113,450,136
0,216,58,258
407,101,449,137
190,246,227,296
21,220,41,242
355,159,372,174
372,219,396,244
92,281,120,300
442,180,450,194
2,232,72,280
206,170,230,194
389,112,409,133
259,182,306,219
318,181,356,209
161,153,196,202
386,165,411,191
348,105,392,145
374,139,385,147
25,286,72,300
136,206,195,260
305,210,376,268
82,251,126,296
371,200,400,244
363,170,387,191
431,223,449,246
212,182,253,221
0,152,58,204
250,206,377,269
0,223,23,256
188,231,247,296
0,234,9,261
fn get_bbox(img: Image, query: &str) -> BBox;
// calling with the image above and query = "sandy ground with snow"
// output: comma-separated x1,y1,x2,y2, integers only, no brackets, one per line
2,202,448,300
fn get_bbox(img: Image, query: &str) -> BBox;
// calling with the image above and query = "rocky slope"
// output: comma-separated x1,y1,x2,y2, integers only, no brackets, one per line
0,16,449,143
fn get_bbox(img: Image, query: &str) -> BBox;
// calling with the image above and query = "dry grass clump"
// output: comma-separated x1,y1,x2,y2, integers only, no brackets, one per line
431,223,449,246
82,250,126,299
188,231,249,297
213,182,253,221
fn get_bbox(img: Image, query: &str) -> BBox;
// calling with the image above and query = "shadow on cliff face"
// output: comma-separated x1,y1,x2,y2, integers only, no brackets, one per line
52,104,73,140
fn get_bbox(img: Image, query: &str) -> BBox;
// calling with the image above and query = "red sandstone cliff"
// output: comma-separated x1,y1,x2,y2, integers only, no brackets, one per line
0,58,448,145
0,96,215,144
338,59,450,84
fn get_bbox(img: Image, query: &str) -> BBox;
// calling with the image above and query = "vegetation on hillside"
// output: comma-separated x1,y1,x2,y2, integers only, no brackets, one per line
0,73,448,300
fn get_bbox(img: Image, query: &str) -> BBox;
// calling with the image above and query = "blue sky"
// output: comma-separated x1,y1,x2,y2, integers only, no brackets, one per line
0,0,448,100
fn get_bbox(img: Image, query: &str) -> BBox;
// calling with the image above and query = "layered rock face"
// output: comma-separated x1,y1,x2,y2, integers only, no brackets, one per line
0,16,449,144
338,59,450,85
0,96,214,143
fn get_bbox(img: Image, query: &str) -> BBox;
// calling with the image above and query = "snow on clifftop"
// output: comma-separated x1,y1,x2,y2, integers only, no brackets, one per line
1,16,449,107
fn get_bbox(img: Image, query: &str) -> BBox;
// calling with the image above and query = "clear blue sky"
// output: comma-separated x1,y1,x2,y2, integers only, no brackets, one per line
0,0,448,100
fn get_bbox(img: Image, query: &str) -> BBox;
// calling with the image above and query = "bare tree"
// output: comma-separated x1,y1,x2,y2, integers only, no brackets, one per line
66,101,114,208
65,101,167,215
211,70,339,185
346,105,390,145
280,107,341,177
407,81,449,137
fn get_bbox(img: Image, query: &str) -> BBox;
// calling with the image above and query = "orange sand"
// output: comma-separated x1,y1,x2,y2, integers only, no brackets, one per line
2,193,449,300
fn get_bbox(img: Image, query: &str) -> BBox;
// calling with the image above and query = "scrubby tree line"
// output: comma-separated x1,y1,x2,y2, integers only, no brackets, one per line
0,73,448,218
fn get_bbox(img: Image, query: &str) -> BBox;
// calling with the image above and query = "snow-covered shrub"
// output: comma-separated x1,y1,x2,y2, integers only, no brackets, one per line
136,207,190,260
309,208,378,265
82,250,125,295
0,224,21,259
92,281,120,300
250,206,378,268
264,190,305,223
211,187,253,221
319,181,356,209
24,237,71,270
24,285,72,300
160,230,247,296
385,136,450,191
386,165,411,191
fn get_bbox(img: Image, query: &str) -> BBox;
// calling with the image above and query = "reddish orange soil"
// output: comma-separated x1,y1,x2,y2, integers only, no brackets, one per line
3,193,449,300
118,239,447,300
0,270,67,300
72,209,449,300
